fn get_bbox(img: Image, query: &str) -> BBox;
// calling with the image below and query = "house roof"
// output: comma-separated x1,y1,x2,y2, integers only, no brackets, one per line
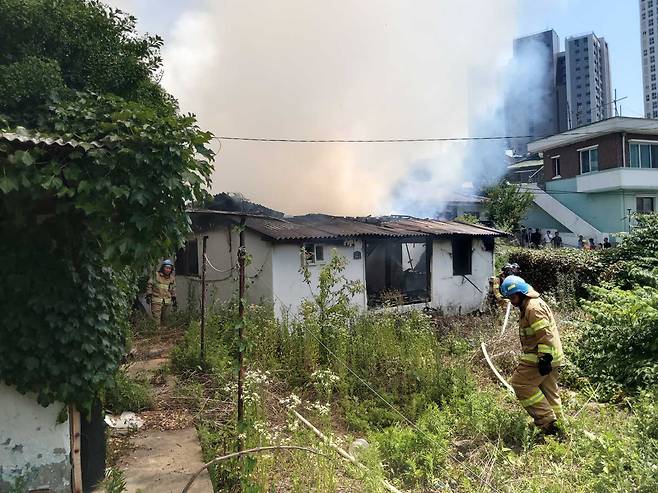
190,210,507,241
444,190,486,204
0,129,101,151
507,158,544,170
528,117,658,153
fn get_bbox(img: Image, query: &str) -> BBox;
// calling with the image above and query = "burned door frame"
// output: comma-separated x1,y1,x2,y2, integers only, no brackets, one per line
363,236,432,307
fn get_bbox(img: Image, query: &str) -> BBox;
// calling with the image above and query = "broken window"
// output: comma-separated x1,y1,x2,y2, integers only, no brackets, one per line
302,243,325,265
175,239,199,276
452,236,472,276
365,238,430,307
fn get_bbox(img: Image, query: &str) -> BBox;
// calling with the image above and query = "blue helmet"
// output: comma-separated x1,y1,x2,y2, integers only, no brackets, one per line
161,259,174,268
500,275,530,298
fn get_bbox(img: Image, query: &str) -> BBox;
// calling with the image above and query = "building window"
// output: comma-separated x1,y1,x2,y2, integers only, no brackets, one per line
364,239,430,307
579,146,599,174
651,46,656,53
175,239,199,276
629,142,658,168
636,197,655,213
452,236,472,276
551,156,561,177
302,243,324,265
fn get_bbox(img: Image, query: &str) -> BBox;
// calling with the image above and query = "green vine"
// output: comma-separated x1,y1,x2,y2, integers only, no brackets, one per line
0,1,214,410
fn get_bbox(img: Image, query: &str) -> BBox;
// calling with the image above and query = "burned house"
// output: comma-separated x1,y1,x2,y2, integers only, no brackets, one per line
175,211,506,318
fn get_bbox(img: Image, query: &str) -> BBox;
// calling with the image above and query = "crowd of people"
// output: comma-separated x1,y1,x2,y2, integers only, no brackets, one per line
518,228,612,250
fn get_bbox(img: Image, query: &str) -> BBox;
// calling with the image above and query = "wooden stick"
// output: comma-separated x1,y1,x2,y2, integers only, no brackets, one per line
291,409,405,493
481,342,514,395
69,405,83,493
181,445,324,493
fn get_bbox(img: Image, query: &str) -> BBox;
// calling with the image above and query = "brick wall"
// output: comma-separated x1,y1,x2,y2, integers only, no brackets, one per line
542,132,623,180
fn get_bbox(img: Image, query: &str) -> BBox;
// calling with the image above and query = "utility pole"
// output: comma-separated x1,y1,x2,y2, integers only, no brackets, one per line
237,217,246,451
200,235,208,363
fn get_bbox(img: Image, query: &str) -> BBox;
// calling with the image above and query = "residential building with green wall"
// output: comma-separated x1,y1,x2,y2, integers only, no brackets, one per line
520,117,658,246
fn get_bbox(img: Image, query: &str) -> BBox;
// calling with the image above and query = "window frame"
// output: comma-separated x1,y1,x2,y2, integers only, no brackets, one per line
175,239,200,277
302,242,325,265
636,196,656,213
629,140,658,168
551,155,561,178
578,145,599,174
451,236,473,276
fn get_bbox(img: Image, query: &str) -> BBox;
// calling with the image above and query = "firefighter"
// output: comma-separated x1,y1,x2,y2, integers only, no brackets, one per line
500,275,564,436
490,263,521,307
146,259,177,329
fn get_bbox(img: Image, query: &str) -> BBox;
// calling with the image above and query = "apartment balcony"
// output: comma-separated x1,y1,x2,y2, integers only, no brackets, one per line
576,167,658,193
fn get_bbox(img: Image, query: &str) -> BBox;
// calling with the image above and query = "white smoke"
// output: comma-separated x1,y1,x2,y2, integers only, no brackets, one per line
107,0,537,216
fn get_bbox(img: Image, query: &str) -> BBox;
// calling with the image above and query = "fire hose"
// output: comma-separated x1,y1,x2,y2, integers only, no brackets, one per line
481,300,515,395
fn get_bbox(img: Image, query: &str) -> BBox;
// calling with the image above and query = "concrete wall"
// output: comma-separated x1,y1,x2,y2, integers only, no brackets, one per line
431,238,492,315
178,228,495,318
272,240,367,319
177,227,274,312
0,384,71,493
545,178,639,234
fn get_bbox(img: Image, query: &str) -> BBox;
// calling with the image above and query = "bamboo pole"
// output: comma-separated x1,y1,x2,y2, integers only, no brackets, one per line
237,217,246,451
291,409,405,493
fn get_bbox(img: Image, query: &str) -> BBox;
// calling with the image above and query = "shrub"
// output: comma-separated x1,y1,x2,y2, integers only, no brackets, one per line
570,283,658,396
371,404,450,488
507,247,604,299
104,369,153,413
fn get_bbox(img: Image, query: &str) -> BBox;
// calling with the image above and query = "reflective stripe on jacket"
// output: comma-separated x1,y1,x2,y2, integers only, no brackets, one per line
518,292,564,366
147,272,176,305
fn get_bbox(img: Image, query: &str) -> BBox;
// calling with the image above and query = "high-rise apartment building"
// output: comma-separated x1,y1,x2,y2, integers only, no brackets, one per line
506,29,613,154
505,30,560,155
564,33,612,127
641,0,658,118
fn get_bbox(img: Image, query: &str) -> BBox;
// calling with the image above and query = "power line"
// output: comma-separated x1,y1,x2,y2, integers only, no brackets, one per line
215,124,658,144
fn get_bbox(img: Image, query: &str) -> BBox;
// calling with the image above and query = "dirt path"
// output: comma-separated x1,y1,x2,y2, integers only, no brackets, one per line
112,332,213,493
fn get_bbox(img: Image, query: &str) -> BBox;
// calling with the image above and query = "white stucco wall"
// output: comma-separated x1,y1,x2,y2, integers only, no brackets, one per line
177,227,274,312
431,238,493,314
272,240,367,319
0,384,71,493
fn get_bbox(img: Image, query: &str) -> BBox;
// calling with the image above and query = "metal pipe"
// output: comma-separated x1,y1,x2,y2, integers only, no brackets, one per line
200,235,208,363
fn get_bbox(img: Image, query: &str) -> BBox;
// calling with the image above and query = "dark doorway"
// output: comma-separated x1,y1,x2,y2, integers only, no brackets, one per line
365,238,431,307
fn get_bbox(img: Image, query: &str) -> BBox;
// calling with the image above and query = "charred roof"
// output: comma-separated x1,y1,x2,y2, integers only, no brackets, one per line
189,210,507,241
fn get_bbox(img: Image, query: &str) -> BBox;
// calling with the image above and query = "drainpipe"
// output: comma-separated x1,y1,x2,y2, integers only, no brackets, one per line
622,132,627,167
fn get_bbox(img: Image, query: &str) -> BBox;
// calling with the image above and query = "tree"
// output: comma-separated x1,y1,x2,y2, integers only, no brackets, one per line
483,182,534,232
0,0,214,409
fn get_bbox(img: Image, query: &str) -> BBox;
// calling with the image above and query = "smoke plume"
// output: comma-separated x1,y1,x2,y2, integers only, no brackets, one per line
112,1,527,215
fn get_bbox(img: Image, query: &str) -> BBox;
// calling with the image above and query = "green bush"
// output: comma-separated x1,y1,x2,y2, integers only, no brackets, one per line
508,247,604,299
104,369,153,413
569,283,658,397
371,404,450,488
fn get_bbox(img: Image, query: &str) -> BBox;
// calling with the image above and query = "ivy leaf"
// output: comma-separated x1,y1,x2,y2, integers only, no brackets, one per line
0,176,18,193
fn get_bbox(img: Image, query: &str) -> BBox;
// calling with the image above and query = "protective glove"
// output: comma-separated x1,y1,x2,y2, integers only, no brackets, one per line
145,294,152,305
538,353,553,376
172,296,178,311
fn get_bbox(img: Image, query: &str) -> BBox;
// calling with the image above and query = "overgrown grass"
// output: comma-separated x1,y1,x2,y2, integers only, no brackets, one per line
104,369,153,414
168,254,658,491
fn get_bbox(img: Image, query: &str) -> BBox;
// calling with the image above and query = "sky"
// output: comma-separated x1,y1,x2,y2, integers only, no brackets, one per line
518,0,643,117
107,1,644,215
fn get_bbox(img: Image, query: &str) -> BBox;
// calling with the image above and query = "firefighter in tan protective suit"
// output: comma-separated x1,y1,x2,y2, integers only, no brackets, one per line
146,259,177,329
500,275,564,436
